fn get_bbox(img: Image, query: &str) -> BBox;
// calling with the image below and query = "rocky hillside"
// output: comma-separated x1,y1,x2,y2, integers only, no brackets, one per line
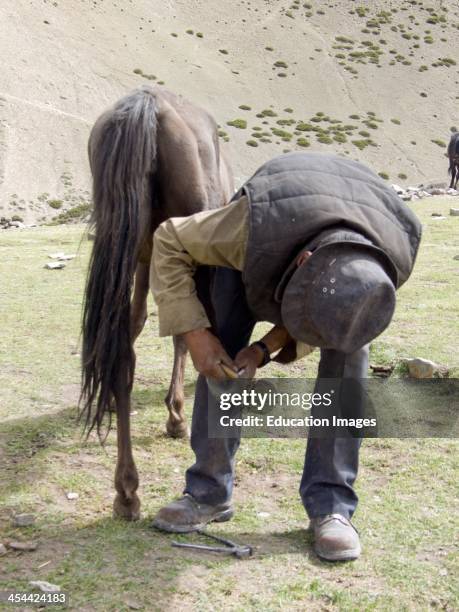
1,0,458,223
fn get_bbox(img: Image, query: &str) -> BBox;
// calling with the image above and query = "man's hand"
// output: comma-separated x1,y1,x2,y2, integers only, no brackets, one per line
182,328,237,380
234,345,264,379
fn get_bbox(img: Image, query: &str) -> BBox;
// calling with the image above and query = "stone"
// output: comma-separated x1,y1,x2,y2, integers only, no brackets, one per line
401,193,412,201
29,580,61,593
450,208,459,216
66,491,79,500
421,180,448,190
12,513,35,527
391,184,404,194
447,188,459,196
7,540,38,551
454,255,459,261
426,188,446,196
44,262,66,270
48,252,65,259
0,543,7,556
431,216,446,221
405,358,447,379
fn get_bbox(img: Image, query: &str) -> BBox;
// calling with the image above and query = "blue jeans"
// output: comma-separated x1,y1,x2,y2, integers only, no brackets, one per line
184,267,368,519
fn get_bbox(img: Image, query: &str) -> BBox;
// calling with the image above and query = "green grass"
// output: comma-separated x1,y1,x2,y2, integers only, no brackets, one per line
0,205,458,610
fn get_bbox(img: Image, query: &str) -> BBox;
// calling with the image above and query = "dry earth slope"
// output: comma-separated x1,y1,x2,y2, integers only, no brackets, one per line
0,0,458,223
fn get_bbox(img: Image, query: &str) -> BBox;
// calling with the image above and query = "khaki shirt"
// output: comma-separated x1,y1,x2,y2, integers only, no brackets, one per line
151,196,249,336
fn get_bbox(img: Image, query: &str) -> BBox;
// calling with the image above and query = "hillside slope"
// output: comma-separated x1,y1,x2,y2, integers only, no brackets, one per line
1,0,458,222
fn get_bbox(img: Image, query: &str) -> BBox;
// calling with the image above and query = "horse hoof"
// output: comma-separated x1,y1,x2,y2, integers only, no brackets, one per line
113,494,141,521
166,419,189,439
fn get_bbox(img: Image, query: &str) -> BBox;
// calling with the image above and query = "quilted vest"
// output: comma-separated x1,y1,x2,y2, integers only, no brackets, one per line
237,153,422,324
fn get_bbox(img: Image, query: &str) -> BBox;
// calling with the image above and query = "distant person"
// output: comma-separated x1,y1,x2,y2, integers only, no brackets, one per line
150,152,422,561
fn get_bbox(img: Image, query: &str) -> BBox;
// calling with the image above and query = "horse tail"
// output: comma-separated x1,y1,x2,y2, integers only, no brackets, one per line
80,87,157,437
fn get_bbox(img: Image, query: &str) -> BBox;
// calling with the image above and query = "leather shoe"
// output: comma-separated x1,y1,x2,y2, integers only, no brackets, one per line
151,494,233,533
310,513,361,561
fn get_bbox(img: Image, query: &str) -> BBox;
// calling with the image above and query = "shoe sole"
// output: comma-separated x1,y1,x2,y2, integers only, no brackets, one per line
151,507,234,533
314,545,361,562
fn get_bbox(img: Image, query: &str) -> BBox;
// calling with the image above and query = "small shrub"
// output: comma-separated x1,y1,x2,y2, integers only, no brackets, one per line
196,32,204,38
186,29,194,35
48,199,63,209
398,173,407,180
378,172,389,180
274,60,288,68
227,119,247,129
219,49,228,54
133,68,143,75
431,139,446,147
246,140,258,147
284,107,294,113
239,104,252,111
297,137,310,147
260,109,277,117
391,118,401,125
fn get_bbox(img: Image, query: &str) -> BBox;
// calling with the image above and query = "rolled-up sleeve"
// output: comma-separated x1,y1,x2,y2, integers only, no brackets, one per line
151,196,249,336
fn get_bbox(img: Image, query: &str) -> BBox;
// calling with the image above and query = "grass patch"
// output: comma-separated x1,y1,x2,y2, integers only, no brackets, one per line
227,119,247,129
0,203,457,610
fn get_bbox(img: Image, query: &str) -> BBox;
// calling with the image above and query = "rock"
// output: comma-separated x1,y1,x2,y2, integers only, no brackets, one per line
124,599,143,610
48,252,76,261
0,543,7,555
431,216,446,221
29,580,61,593
66,491,79,500
405,358,448,379
431,212,443,217
450,208,459,216
7,540,38,551
370,363,395,377
12,513,35,527
44,262,66,270
400,193,412,201
426,188,446,196
447,188,459,196
454,255,459,261
257,511,271,518
421,180,448,190
391,184,404,194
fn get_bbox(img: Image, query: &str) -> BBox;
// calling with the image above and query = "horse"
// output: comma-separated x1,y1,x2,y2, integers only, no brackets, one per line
447,132,459,189
80,86,233,520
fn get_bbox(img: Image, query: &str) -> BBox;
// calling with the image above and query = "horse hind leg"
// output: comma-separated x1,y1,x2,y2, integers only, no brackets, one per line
165,335,189,438
113,356,141,520
130,261,150,342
